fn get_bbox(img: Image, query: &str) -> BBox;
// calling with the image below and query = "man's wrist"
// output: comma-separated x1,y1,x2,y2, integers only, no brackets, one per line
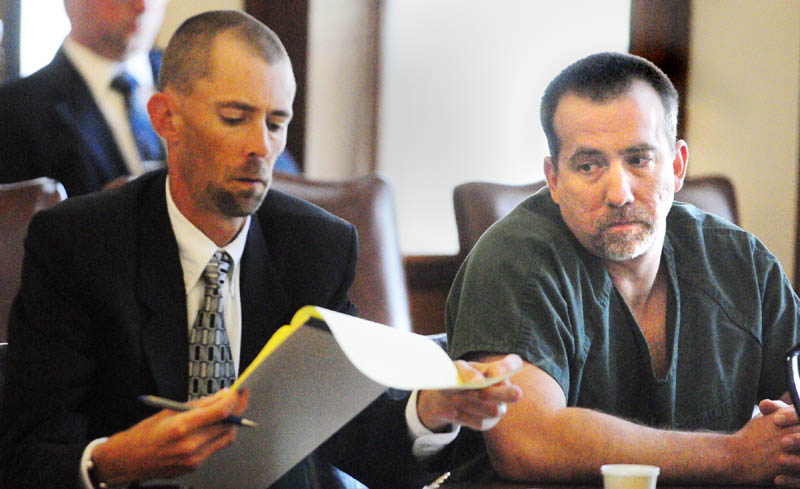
80,438,129,489
406,390,460,459
407,390,437,437
81,438,109,489
717,431,745,484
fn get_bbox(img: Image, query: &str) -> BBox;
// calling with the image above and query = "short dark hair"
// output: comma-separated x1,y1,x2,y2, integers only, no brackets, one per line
540,52,678,165
158,10,288,94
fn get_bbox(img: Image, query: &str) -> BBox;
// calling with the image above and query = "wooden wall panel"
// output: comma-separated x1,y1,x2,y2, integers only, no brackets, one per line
245,0,309,171
629,0,691,138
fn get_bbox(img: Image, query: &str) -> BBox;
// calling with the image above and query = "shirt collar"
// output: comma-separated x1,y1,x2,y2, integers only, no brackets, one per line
165,177,250,294
62,37,155,93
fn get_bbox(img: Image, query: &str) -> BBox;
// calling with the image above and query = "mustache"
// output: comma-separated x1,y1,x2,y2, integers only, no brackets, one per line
597,207,653,230
237,157,271,180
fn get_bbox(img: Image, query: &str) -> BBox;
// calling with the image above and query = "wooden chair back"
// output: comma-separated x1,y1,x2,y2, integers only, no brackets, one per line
0,178,66,342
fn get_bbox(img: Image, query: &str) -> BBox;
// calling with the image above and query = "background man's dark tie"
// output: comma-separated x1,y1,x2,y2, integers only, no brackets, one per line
111,70,165,163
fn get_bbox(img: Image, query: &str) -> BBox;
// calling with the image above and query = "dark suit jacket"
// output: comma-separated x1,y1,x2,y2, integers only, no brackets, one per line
0,49,161,197
0,171,429,488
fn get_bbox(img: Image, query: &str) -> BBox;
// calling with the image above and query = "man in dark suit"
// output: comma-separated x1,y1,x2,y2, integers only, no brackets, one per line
0,10,521,489
0,0,169,197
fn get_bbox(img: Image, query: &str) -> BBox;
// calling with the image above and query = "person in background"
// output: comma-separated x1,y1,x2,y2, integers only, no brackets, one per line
0,0,168,196
445,52,800,486
0,10,521,489
0,1,298,198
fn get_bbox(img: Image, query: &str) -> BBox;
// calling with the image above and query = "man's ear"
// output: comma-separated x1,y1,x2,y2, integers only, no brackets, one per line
672,139,689,193
147,92,178,142
544,156,559,204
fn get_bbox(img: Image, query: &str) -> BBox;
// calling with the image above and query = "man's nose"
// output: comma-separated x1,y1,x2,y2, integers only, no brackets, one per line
603,162,634,207
246,122,271,158
129,0,146,14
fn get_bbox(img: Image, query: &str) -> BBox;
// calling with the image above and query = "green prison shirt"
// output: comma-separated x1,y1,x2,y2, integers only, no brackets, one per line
447,188,800,431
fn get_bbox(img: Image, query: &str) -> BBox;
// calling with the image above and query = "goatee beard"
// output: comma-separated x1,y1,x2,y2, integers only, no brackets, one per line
593,207,656,261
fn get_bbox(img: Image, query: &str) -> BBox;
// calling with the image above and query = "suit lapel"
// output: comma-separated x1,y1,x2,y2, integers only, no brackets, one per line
135,175,190,401
239,217,292,369
48,50,128,181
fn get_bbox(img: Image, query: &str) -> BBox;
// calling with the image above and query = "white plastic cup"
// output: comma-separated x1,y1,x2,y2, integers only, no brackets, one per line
601,464,660,489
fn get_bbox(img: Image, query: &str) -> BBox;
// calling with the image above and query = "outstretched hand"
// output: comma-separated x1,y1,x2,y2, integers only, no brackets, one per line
417,354,523,432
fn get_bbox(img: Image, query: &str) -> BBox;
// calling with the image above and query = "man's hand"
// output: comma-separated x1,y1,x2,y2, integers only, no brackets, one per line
759,395,798,425
416,354,523,432
756,397,800,487
727,398,800,487
90,388,249,486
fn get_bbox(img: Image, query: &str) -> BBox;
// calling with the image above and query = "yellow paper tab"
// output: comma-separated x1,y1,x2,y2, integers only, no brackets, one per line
233,306,323,389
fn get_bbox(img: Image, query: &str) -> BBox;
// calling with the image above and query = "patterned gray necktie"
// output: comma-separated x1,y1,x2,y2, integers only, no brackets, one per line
188,251,236,400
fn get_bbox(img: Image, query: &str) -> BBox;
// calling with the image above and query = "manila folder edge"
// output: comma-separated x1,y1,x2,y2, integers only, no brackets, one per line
180,314,385,489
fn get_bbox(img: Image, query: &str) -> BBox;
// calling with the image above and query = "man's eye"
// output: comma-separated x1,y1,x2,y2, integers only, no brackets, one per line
220,111,245,125
267,121,286,132
630,156,654,166
576,162,595,173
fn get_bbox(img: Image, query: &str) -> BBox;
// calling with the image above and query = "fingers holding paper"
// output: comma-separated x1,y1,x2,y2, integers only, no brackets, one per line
89,388,250,486
417,354,523,432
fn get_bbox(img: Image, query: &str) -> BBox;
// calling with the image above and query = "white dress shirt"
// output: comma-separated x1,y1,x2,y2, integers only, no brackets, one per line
62,37,156,176
165,179,248,372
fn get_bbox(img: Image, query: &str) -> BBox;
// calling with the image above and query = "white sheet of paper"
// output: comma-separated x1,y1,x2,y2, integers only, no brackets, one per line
315,307,507,390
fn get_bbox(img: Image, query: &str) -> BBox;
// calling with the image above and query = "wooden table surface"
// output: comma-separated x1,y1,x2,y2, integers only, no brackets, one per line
441,481,769,489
